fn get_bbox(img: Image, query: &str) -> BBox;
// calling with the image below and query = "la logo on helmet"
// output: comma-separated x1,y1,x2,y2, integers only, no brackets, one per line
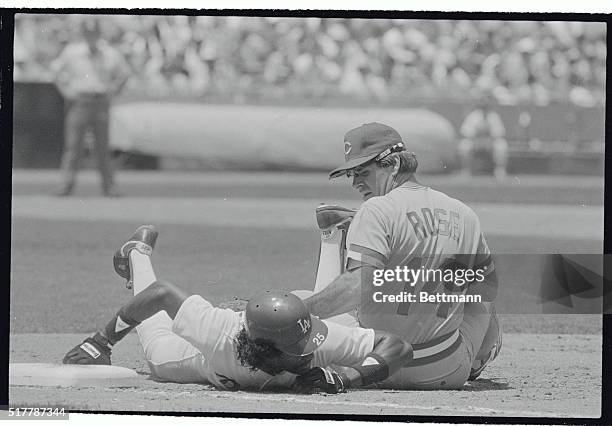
297,318,311,334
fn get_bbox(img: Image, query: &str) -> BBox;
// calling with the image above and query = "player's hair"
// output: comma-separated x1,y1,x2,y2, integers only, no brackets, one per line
235,326,282,371
377,151,418,174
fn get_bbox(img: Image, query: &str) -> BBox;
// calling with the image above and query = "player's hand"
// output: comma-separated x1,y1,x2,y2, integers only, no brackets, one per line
63,332,112,365
292,367,349,394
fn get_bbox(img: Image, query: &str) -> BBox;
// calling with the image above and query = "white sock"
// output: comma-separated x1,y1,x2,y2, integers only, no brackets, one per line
314,228,345,293
313,228,359,327
130,251,157,295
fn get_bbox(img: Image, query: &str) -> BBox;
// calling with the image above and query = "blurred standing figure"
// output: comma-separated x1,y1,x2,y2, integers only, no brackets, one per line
458,94,508,179
51,18,130,196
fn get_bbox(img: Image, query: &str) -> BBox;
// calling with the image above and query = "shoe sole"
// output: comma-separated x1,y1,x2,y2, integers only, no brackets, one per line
113,225,158,288
316,205,356,231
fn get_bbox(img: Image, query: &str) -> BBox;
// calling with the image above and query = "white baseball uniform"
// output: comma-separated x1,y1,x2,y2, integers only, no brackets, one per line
137,295,375,391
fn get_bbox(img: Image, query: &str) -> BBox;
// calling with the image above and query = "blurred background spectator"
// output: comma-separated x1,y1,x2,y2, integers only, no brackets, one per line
458,92,509,179
12,14,605,177
14,15,606,106
50,18,129,197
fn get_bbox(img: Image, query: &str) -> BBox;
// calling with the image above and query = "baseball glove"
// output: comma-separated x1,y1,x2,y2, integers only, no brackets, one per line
63,332,112,365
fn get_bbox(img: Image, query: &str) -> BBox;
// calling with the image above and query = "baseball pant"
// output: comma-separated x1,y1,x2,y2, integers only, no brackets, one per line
379,302,492,389
61,94,114,193
130,251,208,384
312,224,501,389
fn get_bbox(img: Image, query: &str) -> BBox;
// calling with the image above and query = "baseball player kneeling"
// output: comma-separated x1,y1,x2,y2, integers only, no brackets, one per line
305,123,502,390
63,226,413,393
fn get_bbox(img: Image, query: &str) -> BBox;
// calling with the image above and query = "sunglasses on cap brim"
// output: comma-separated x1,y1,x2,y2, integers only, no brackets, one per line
344,142,406,177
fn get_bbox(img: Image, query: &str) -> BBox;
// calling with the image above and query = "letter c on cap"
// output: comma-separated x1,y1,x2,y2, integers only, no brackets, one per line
344,141,352,155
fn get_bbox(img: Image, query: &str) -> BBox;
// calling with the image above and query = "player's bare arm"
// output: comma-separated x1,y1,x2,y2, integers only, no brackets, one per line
292,329,413,393
343,329,413,387
303,264,375,319
63,280,189,365
467,260,498,303
463,256,498,318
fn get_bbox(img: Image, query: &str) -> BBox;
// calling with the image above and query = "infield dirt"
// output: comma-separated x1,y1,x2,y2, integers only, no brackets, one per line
9,332,601,417
9,171,604,418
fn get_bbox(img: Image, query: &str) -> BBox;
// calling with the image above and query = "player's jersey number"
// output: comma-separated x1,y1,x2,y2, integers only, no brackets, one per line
396,257,465,319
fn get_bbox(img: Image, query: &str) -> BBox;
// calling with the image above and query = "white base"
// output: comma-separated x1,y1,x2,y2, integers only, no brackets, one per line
9,363,141,388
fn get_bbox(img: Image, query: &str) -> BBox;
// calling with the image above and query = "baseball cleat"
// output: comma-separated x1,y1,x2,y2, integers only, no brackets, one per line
469,323,502,381
316,204,356,232
113,225,158,289
468,339,501,381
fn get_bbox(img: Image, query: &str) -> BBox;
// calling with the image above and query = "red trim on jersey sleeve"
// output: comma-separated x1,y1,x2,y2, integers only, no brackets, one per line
346,244,387,269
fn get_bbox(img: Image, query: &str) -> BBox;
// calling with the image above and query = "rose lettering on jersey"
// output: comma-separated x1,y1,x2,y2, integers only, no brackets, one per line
406,208,461,242
434,209,449,237
421,207,436,235
406,211,427,241
449,211,461,241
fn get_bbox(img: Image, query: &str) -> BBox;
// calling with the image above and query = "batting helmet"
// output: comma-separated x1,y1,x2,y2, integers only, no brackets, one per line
244,290,328,356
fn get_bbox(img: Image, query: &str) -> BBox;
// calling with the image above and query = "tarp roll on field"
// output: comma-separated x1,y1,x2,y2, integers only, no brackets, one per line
110,103,457,173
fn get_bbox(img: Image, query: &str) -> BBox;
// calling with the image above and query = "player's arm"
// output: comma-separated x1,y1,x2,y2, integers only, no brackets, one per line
489,111,506,139
342,329,412,388
466,233,498,304
50,48,72,98
63,280,189,364
305,202,389,319
459,110,480,139
107,46,131,94
292,329,412,393
303,264,375,319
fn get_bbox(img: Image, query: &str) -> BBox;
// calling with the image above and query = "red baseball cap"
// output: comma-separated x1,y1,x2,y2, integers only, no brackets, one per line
329,122,406,179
